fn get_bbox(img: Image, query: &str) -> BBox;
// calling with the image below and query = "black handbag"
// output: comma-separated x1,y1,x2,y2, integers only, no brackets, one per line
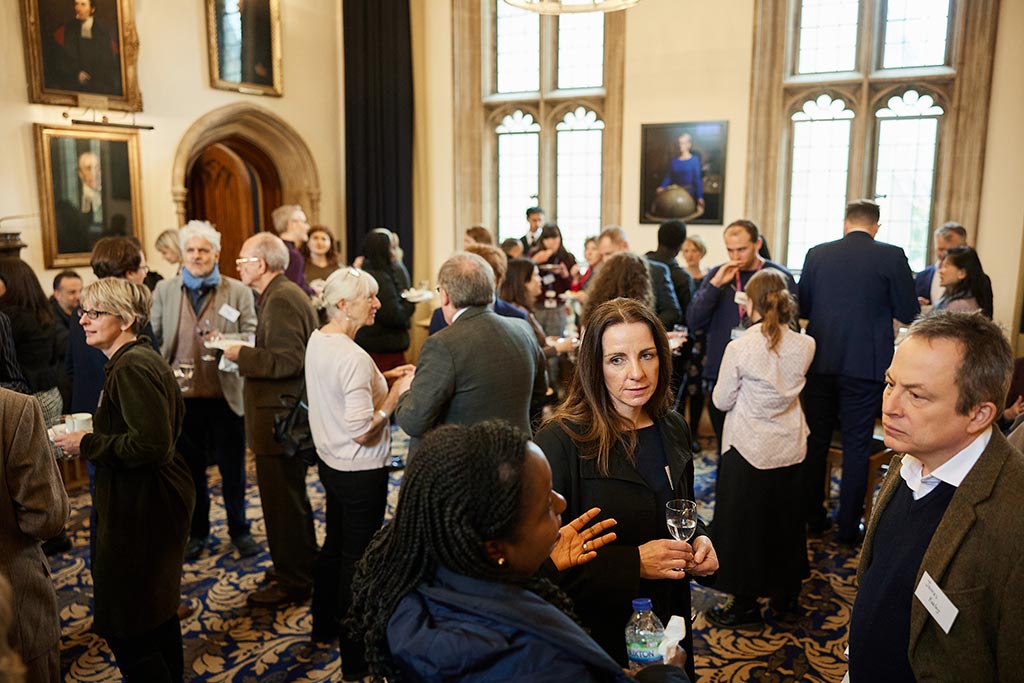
273,381,319,466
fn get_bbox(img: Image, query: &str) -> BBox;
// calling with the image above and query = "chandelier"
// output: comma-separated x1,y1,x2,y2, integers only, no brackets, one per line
502,0,643,14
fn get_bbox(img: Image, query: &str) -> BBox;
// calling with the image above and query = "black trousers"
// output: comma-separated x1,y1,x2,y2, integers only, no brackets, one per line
801,373,885,540
706,380,727,454
106,615,183,683
312,464,389,672
254,453,316,592
178,397,249,540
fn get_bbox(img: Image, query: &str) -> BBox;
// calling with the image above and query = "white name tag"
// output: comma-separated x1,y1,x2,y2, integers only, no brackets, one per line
218,303,241,323
914,571,959,634
733,291,749,307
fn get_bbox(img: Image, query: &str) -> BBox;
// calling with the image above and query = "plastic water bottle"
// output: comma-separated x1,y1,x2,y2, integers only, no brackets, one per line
625,598,665,672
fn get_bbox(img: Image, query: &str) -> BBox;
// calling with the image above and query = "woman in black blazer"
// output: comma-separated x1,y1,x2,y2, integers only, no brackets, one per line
534,298,718,681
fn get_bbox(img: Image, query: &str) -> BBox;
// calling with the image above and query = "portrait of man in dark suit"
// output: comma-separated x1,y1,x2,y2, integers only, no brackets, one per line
37,124,141,267
40,0,124,96
51,142,131,254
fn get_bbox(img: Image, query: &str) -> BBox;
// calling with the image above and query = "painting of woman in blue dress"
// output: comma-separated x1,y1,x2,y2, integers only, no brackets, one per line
641,121,727,225
657,133,705,214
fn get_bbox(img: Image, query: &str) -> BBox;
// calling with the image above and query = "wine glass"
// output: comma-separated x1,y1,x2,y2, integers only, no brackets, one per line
173,361,195,393
666,499,698,541
196,320,217,361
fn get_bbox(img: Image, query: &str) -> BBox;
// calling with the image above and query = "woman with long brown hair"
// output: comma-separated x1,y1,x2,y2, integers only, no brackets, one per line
534,298,718,680
580,251,654,329
706,268,815,629
501,258,576,358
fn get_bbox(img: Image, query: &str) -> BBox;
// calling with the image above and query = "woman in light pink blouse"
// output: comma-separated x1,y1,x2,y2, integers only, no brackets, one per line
707,268,815,630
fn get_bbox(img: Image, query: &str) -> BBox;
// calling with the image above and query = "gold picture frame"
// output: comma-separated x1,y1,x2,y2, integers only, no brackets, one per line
19,0,143,112
34,123,143,268
206,0,283,97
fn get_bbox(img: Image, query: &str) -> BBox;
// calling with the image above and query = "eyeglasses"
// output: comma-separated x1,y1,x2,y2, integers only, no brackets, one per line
79,308,113,320
235,257,261,267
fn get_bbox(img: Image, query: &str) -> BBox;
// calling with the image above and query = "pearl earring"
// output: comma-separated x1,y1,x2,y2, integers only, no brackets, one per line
497,557,507,567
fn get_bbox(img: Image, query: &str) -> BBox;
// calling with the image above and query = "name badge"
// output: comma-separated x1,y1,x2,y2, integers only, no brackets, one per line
914,571,959,634
542,273,556,285
730,326,745,341
733,291,749,307
219,303,241,323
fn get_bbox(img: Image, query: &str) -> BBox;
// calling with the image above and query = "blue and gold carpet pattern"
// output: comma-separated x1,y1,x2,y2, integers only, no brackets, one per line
53,430,856,682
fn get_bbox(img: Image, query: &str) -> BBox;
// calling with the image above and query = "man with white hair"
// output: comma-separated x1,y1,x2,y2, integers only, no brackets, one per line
224,233,319,607
151,221,260,561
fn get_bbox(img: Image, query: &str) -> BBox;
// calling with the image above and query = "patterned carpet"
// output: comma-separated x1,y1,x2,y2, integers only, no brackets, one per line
52,429,856,682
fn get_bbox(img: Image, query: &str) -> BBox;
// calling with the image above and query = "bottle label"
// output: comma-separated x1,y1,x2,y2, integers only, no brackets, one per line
626,644,663,666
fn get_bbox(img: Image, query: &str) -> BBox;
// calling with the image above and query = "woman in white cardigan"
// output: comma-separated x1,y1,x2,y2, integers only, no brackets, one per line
304,267,414,679
707,268,815,630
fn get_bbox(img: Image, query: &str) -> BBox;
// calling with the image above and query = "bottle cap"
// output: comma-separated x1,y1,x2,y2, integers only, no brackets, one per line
632,598,653,611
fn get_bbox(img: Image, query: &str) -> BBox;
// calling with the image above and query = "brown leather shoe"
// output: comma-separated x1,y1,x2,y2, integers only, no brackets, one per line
246,584,311,608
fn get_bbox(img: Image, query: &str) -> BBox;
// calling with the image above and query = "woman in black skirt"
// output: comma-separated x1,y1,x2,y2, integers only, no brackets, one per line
707,269,815,628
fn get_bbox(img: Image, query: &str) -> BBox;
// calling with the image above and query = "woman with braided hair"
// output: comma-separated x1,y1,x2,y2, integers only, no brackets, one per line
349,420,690,683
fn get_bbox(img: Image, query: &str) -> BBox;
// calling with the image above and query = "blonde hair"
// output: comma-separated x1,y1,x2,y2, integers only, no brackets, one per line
320,267,379,320
684,234,707,257
81,277,152,335
155,229,183,263
744,269,794,353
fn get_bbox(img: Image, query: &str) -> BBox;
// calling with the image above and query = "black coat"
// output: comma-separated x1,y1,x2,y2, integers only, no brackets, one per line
534,411,709,679
80,338,194,638
354,265,416,354
3,309,61,393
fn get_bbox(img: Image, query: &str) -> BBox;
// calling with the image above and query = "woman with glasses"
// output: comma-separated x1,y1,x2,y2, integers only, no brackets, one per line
55,278,194,682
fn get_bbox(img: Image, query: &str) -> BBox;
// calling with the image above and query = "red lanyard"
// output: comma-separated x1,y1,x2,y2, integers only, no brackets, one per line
735,259,765,320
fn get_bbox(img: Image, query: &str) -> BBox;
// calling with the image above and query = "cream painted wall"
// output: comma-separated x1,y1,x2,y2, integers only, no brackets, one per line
976,0,1024,343
619,0,754,267
0,0,344,291
412,1,1023,334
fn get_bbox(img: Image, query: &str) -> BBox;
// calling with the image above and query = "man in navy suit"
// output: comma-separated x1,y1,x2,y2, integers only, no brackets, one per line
914,222,967,305
799,199,919,543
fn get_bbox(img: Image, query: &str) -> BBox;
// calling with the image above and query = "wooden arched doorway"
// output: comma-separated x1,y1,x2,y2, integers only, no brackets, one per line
185,136,282,279
171,103,322,275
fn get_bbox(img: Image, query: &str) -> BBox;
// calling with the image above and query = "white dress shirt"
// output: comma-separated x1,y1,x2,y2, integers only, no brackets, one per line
713,324,816,469
899,428,992,500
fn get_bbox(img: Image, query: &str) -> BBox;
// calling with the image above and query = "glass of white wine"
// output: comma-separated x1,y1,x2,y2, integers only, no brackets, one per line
666,499,698,572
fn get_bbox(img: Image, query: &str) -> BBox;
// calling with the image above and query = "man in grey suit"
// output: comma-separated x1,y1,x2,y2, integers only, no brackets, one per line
151,221,260,561
598,226,682,328
396,252,547,443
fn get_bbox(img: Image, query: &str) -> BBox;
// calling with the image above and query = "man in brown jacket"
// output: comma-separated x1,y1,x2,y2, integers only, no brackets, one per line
224,233,318,607
848,312,1024,681
0,388,71,682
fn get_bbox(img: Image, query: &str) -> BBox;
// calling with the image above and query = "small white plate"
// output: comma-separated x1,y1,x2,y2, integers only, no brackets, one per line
401,288,435,303
204,338,256,351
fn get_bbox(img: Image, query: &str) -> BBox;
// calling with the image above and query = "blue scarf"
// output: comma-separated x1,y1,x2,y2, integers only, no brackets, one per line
182,263,222,291
182,264,222,314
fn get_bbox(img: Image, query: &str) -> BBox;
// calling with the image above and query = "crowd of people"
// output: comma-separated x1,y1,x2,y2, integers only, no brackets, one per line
0,198,1021,683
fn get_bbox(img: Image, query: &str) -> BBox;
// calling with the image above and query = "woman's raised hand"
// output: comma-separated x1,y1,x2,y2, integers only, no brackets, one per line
549,507,617,571
638,539,695,579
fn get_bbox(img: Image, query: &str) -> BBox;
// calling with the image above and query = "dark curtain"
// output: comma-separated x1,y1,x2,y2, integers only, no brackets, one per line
343,0,414,274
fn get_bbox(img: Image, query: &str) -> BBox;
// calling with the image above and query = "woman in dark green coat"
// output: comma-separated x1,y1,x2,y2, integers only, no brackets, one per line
56,277,194,682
